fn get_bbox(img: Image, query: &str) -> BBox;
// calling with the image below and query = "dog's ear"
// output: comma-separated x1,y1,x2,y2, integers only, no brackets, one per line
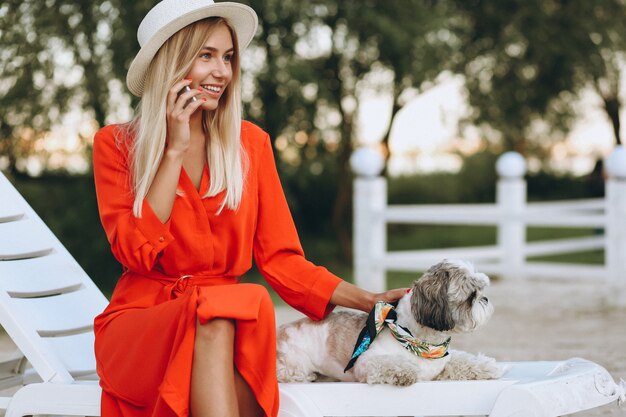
469,272,490,292
411,268,455,331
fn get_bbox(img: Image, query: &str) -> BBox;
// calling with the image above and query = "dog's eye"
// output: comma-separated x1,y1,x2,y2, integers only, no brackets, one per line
468,291,477,304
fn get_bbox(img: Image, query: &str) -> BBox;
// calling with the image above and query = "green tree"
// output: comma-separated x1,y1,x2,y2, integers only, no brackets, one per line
2,0,451,261
447,0,626,153
244,0,450,258
572,2,625,145
0,0,123,173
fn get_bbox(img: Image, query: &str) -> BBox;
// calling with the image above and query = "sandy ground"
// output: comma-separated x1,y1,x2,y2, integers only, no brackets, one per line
275,278,626,416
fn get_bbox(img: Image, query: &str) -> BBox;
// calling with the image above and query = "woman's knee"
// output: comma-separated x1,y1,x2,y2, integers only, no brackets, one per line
239,284,272,308
239,284,275,328
196,318,235,344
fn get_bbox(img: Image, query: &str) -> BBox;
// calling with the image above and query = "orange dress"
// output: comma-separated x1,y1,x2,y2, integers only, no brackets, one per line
92,121,342,417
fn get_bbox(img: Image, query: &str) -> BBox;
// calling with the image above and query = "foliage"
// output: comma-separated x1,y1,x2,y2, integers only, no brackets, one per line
2,0,625,167
446,0,626,150
1,0,123,172
241,0,451,259
1,0,450,261
389,150,599,205
2,0,625,275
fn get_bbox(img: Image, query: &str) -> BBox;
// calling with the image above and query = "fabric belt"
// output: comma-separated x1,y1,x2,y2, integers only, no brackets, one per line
125,268,240,299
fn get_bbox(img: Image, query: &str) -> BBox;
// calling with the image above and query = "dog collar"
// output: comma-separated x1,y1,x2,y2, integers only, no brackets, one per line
344,301,451,372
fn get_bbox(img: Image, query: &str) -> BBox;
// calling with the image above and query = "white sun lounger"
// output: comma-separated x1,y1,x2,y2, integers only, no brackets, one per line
0,170,624,417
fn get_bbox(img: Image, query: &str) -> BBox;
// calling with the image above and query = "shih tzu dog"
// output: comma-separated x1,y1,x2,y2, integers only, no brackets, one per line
276,259,504,385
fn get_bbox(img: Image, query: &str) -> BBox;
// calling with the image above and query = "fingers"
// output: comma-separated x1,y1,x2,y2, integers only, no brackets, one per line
164,79,206,154
376,287,411,304
167,79,204,115
394,287,411,299
167,78,192,111
179,93,206,116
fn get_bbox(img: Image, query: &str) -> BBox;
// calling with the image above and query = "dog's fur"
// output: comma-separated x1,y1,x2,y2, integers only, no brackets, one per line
276,259,504,385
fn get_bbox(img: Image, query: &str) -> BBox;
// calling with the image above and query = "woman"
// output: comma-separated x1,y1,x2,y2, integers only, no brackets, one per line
92,1,407,416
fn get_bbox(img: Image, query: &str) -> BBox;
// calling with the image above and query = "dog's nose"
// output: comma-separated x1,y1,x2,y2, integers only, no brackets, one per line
481,296,489,304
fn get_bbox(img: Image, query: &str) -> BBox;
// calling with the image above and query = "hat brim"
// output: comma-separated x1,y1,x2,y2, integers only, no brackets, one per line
126,2,257,97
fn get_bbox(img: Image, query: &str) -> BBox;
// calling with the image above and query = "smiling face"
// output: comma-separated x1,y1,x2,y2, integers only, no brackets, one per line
185,23,235,112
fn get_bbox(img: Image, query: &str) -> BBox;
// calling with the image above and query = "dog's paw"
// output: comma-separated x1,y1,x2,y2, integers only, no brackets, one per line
276,352,318,383
436,351,504,380
470,354,505,380
276,357,319,383
276,365,318,383
365,368,419,386
357,356,420,386
383,369,419,386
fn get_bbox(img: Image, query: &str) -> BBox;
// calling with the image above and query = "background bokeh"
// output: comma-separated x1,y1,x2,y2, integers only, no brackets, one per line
1,0,624,297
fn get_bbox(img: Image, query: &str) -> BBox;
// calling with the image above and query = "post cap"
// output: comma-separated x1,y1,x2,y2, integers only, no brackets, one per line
350,147,384,177
496,151,526,178
605,145,626,179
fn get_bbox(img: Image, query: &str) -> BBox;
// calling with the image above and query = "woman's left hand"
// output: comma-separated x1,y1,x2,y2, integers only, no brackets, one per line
372,287,411,305
330,281,411,313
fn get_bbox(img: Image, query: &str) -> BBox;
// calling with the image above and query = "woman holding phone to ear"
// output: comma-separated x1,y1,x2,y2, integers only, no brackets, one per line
92,1,407,417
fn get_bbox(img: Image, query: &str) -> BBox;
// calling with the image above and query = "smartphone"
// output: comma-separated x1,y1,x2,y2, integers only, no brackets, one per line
177,85,198,107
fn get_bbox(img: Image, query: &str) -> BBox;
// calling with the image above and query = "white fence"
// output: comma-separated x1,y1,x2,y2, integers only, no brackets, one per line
352,146,626,305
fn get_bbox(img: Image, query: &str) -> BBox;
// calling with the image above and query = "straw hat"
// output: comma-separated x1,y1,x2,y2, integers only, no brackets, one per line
126,0,258,97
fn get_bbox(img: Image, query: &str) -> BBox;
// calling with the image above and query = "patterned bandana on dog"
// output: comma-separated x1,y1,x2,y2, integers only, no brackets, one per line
344,301,451,372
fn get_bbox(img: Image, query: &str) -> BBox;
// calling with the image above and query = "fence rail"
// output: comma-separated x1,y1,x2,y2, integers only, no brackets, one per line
351,146,626,306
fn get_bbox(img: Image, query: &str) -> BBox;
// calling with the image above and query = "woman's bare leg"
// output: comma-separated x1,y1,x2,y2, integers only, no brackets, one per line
234,368,263,417
190,318,239,417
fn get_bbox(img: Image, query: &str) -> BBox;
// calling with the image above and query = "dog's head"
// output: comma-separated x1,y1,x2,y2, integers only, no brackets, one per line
410,259,493,332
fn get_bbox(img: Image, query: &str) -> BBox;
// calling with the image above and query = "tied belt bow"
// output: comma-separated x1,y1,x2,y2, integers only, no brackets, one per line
131,269,240,299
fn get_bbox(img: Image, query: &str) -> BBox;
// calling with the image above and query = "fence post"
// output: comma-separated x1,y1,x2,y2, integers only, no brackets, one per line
605,145,626,306
351,147,387,293
496,152,527,280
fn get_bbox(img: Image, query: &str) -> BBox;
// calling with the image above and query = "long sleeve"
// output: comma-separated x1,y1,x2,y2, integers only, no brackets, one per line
253,135,342,320
92,125,175,273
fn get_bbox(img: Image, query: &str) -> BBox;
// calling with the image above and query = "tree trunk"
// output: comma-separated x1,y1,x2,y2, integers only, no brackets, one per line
331,117,354,262
4,139,20,177
325,29,355,262
0,121,20,176
602,94,622,146
380,88,402,176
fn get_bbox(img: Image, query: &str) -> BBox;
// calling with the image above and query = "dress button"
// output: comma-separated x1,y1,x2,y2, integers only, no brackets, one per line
158,236,165,242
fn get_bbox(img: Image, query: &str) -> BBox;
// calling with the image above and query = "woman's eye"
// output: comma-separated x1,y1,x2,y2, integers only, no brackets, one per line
224,54,233,63
201,53,211,59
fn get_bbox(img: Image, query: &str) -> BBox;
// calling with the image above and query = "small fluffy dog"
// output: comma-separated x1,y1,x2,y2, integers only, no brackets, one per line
276,259,503,385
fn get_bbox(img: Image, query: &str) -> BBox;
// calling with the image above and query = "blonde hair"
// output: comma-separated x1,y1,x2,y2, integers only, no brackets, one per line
122,17,247,216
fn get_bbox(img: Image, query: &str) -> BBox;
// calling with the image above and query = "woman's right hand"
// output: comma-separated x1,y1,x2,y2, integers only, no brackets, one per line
165,78,205,155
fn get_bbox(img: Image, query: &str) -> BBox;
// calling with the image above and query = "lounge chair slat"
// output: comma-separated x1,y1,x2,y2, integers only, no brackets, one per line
0,253,87,297
8,289,104,336
0,220,55,260
0,213,23,224
0,179,26,223
45,332,96,377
